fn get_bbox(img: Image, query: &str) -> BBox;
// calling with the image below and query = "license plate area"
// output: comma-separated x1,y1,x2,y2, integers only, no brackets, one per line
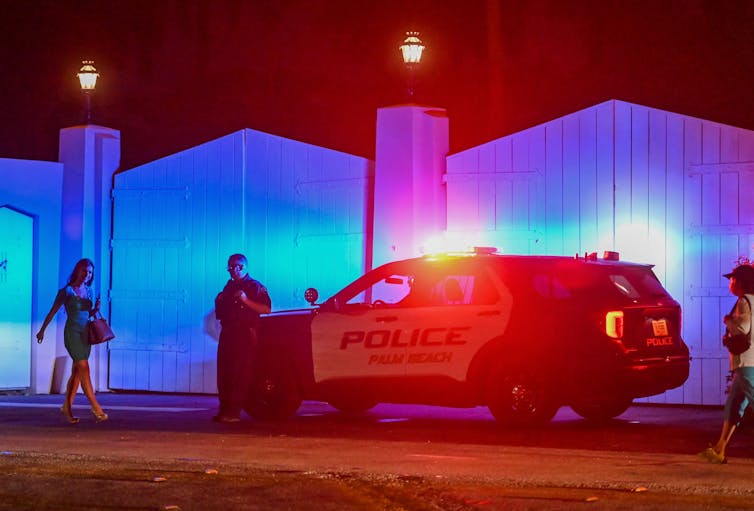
651,319,668,336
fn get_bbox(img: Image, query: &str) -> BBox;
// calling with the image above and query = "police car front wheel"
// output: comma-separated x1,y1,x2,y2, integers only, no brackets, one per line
244,363,302,420
328,397,378,414
487,365,558,427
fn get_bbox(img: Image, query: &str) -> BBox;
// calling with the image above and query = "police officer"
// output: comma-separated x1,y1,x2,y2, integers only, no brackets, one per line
213,253,271,422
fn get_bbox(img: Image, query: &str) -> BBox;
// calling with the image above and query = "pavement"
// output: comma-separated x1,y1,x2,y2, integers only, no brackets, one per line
2,392,754,510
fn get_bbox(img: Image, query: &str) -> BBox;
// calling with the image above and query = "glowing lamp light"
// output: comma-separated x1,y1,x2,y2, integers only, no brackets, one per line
76,60,99,124
399,31,425,98
77,60,99,91
399,31,425,65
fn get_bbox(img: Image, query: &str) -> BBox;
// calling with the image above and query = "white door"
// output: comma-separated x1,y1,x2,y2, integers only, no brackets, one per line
0,207,33,389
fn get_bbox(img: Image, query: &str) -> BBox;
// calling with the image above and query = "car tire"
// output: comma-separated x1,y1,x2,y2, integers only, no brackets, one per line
570,396,633,422
244,362,301,421
487,363,558,427
327,397,377,414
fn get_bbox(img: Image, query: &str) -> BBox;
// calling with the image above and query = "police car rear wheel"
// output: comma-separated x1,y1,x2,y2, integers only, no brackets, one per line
570,396,632,422
487,366,558,427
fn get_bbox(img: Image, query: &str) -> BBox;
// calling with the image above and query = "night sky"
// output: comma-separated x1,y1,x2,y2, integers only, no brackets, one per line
2,0,753,171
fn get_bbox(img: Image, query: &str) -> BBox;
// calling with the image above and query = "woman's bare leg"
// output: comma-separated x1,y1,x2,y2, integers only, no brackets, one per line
60,366,82,423
713,420,737,457
73,360,105,416
64,370,80,410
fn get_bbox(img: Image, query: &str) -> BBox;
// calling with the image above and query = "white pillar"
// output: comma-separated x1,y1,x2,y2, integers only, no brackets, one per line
372,105,449,268
57,124,120,392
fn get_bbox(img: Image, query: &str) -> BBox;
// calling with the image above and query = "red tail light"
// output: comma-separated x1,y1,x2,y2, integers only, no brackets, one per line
605,311,624,339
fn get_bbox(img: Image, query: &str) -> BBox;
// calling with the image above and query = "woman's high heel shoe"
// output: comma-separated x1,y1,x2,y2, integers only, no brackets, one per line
60,404,80,424
91,409,109,423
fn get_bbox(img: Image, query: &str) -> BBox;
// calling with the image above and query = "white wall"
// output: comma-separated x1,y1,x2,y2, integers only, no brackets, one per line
0,157,64,393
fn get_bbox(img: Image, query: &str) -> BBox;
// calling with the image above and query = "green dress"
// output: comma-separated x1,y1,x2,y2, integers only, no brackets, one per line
56,285,95,361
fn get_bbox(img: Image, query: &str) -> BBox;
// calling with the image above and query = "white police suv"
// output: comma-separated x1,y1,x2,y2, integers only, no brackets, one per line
248,248,690,426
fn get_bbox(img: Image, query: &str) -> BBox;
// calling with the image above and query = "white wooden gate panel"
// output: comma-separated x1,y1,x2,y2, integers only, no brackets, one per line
110,130,370,393
448,100,754,405
686,154,754,406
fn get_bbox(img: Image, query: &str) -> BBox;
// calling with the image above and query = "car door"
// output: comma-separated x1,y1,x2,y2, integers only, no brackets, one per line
399,264,512,382
310,258,514,385
310,264,415,383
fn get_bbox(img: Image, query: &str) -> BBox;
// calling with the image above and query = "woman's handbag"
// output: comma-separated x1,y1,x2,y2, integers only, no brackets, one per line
88,314,115,345
722,296,751,355
723,331,750,355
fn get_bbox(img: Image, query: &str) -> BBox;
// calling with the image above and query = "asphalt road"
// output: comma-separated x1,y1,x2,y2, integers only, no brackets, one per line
1,393,754,510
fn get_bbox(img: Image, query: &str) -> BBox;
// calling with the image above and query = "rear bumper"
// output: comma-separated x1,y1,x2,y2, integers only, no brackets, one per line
568,354,690,401
615,355,690,398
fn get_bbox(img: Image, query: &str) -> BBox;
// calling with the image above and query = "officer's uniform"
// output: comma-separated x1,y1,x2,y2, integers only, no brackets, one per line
214,275,271,420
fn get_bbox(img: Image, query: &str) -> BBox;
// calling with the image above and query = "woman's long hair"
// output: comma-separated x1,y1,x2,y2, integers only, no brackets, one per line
67,258,95,287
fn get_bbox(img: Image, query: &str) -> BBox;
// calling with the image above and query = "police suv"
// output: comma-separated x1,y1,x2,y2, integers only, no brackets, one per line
248,248,690,426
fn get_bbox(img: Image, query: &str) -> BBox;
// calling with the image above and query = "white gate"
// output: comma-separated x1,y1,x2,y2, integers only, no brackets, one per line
684,162,754,404
108,130,371,393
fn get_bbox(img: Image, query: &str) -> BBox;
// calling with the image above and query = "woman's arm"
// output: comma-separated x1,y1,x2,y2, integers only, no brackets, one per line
36,294,65,343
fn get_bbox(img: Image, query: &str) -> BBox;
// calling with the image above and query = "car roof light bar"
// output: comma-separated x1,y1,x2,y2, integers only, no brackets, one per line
422,246,499,259
575,251,620,261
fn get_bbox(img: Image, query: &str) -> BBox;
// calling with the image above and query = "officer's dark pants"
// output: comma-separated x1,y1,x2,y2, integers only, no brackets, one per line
217,326,256,418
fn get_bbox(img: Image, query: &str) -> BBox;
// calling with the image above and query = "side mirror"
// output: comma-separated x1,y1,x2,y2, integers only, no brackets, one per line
304,287,319,305
321,296,342,312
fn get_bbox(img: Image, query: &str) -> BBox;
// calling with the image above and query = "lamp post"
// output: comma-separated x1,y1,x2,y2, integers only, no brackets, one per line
399,31,425,99
76,60,99,124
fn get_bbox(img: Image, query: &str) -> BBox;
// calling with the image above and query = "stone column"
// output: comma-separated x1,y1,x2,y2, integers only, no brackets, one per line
57,124,120,392
372,104,449,268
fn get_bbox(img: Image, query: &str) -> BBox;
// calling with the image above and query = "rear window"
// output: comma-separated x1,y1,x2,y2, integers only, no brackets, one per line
557,265,668,300
493,261,668,302
609,267,668,299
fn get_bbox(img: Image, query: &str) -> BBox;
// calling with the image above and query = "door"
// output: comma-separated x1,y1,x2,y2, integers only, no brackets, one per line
0,207,33,389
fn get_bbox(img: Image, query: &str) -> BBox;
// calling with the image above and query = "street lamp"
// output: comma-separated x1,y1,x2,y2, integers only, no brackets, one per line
399,31,425,99
76,60,99,124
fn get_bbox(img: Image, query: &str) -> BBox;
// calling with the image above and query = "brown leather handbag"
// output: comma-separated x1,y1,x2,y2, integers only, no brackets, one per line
88,314,115,345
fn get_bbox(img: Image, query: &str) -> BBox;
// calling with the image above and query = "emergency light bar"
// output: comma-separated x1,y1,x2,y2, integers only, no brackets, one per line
423,246,500,259
575,251,620,261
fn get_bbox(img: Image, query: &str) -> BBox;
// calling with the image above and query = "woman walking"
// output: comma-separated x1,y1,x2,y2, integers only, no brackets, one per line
699,263,754,463
36,258,108,423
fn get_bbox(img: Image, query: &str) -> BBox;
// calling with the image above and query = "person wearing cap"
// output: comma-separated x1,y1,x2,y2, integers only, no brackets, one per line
699,263,754,463
213,253,271,423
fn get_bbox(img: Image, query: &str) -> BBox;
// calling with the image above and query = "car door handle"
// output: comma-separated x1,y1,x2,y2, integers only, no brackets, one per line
376,316,398,322
477,310,500,317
